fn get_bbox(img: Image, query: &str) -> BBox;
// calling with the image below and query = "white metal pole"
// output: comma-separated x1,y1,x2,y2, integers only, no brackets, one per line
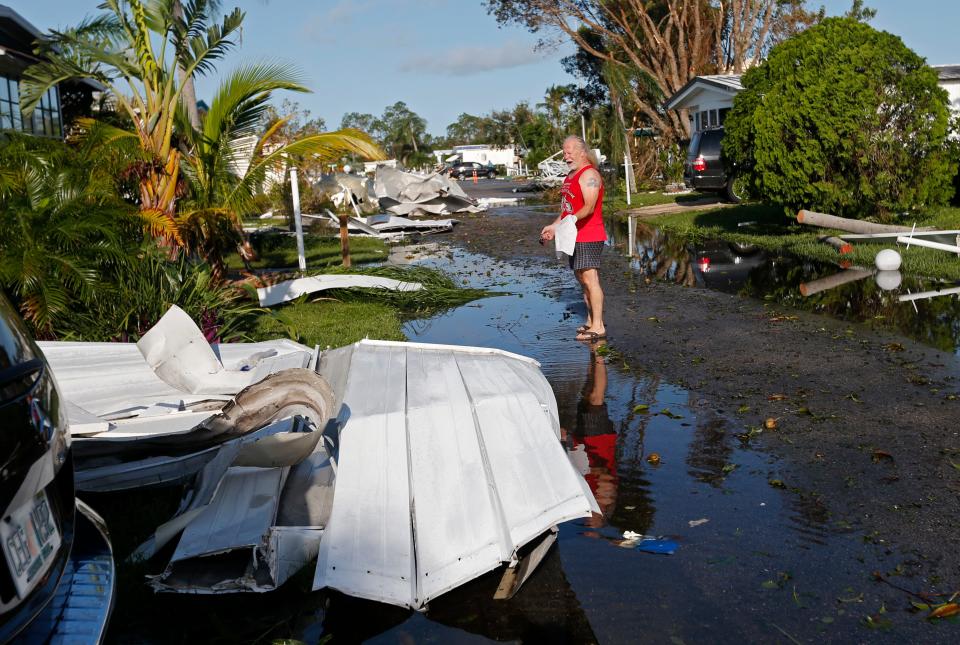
624,154,631,205
290,167,306,272
581,113,587,142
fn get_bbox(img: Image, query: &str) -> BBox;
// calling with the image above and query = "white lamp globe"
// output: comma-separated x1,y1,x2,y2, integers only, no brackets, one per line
875,248,901,272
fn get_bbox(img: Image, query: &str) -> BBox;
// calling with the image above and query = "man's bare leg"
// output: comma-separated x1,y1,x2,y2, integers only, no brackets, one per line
576,268,605,338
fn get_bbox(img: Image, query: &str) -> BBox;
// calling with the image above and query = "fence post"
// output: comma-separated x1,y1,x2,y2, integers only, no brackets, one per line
290,167,306,272
623,154,632,206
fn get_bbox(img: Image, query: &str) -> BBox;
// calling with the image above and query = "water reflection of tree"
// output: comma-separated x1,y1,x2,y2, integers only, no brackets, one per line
631,224,696,287
741,260,960,353
607,376,659,535
684,409,735,488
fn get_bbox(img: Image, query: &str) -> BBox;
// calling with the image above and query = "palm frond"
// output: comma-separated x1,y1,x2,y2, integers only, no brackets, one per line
202,63,309,143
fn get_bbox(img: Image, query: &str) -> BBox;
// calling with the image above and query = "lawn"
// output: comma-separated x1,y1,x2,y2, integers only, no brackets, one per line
649,203,960,281
250,300,406,348
244,265,492,348
226,233,389,270
604,190,709,214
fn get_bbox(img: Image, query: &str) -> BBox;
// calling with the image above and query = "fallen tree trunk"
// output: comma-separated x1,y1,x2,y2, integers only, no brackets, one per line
799,268,872,297
819,236,853,254
797,210,934,234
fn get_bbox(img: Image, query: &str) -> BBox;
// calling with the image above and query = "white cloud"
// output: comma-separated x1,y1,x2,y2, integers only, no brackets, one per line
399,40,547,75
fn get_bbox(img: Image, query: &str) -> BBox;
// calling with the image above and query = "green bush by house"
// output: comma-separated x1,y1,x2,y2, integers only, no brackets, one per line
724,17,955,221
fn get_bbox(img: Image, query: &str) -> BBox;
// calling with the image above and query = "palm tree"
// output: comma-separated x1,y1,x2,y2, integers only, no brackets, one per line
0,134,135,334
174,64,383,280
20,0,243,243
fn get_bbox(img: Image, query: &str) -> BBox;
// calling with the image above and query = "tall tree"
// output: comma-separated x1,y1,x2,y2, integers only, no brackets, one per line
374,101,428,165
486,0,819,139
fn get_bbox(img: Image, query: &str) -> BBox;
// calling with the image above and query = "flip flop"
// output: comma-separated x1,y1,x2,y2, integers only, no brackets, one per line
577,324,590,333
575,331,607,342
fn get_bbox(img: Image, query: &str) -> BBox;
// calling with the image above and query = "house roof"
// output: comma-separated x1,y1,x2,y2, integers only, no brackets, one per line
933,64,960,82
664,74,744,111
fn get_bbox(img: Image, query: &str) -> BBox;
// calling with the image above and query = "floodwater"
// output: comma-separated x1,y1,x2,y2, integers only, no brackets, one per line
105,210,950,643
302,238,934,643
618,220,960,355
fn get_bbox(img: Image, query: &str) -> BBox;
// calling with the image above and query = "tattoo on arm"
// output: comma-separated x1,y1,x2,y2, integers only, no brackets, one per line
586,178,600,188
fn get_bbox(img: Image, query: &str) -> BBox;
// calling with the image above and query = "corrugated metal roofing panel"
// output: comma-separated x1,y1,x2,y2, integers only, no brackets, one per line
312,340,598,609
39,339,311,423
172,466,287,561
314,343,416,606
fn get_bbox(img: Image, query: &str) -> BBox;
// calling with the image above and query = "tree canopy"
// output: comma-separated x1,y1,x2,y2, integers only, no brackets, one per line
485,0,820,139
722,17,954,220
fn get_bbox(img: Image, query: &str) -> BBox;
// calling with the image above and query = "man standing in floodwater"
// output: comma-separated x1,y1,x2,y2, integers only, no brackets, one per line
540,136,607,341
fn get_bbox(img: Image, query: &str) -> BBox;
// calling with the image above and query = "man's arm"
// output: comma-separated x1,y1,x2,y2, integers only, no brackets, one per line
574,169,602,221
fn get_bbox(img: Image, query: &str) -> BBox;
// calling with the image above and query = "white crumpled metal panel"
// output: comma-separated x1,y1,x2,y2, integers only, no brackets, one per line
38,339,311,427
313,343,415,606
313,340,598,609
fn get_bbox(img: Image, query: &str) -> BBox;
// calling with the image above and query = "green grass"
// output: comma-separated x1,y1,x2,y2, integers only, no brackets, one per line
226,233,388,270
649,203,960,281
246,266,492,348
604,190,710,215
250,300,406,348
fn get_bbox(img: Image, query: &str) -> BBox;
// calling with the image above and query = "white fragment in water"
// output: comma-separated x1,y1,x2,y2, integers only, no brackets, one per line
688,518,710,528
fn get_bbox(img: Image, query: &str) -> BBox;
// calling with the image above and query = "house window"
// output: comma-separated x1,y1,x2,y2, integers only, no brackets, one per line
708,109,718,127
719,108,730,125
0,76,23,131
699,111,708,131
8,81,62,138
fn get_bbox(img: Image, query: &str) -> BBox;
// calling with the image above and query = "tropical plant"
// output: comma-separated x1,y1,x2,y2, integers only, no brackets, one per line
173,63,383,280
20,0,244,242
59,250,265,342
0,133,138,334
723,17,954,220
373,101,428,166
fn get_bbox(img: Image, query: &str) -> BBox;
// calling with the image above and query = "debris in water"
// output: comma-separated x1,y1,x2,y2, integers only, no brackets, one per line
688,518,709,528
620,531,678,555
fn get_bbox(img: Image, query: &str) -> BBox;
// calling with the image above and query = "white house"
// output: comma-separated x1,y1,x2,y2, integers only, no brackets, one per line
932,65,960,114
663,74,743,134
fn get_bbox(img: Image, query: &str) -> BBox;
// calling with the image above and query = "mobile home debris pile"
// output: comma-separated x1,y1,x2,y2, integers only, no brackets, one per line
40,307,598,606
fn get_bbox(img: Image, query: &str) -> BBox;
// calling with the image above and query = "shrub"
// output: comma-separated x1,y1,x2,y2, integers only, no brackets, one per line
57,251,263,342
724,18,955,221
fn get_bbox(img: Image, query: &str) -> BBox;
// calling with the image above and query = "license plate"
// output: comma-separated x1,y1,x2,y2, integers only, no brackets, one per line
1,490,61,598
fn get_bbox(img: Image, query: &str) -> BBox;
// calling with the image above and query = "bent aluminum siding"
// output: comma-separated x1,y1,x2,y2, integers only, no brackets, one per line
312,340,598,609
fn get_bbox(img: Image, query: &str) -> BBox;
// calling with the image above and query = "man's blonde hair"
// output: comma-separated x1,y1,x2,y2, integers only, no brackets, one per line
564,135,600,168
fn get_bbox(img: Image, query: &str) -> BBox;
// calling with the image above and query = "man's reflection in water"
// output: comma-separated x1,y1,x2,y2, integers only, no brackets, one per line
563,339,617,528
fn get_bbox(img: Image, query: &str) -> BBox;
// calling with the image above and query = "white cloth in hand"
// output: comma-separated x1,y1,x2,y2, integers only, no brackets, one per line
555,215,577,259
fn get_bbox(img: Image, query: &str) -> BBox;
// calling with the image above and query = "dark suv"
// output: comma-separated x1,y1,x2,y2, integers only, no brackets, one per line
683,127,746,202
446,161,496,180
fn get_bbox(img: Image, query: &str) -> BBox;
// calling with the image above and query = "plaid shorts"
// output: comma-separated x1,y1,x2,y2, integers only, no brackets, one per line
569,241,604,270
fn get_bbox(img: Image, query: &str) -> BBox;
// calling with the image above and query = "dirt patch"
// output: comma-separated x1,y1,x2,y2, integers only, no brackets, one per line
449,208,960,586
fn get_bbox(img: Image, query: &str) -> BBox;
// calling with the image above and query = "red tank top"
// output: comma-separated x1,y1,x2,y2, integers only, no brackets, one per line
561,164,606,243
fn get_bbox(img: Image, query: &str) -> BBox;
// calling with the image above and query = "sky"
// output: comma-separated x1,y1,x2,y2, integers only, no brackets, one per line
12,1,960,137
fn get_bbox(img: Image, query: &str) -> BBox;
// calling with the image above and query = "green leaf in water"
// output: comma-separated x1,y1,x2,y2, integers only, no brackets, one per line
633,404,650,413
